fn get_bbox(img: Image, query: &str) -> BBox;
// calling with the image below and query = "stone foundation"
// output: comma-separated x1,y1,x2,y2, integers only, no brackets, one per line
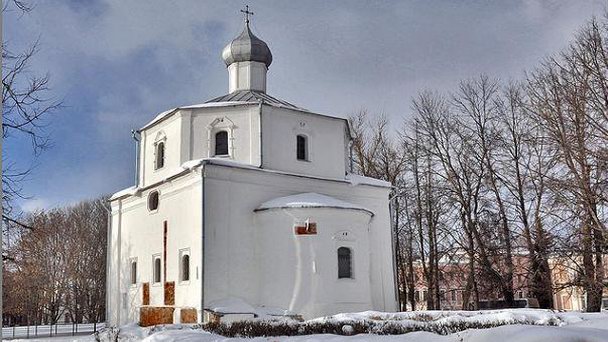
139,306,174,327
180,308,198,323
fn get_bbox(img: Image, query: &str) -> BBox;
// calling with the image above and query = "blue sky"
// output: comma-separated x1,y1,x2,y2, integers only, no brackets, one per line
4,0,605,211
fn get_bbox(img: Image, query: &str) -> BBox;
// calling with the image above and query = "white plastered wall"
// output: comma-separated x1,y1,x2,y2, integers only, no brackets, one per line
139,105,262,188
228,61,267,93
189,105,261,166
139,112,183,188
261,106,348,179
202,163,397,318
108,170,203,326
255,208,373,318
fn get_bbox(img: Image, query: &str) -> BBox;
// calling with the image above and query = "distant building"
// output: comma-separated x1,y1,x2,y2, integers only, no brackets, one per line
106,10,397,326
410,253,607,311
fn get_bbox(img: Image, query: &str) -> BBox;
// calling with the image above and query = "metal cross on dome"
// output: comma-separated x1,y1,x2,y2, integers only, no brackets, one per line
241,5,254,24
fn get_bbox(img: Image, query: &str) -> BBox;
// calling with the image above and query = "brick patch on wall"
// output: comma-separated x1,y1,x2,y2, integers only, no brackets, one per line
180,308,197,323
164,281,175,305
139,306,174,327
294,222,317,235
142,282,150,306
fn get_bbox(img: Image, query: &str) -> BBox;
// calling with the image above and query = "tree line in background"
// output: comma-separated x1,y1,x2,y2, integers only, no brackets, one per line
351,17,608,312
2,198,108,326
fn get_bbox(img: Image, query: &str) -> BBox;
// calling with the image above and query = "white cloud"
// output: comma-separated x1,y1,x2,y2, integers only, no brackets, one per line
20,198,51,212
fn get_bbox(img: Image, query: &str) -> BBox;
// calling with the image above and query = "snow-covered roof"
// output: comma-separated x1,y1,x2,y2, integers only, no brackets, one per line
255,192,374,216
206,297,257,315
205,90,306,111
205,297,296,318
345,174,392,188
138,92,351,135
110,186,138,200
110,160,390,201
140,101,252,130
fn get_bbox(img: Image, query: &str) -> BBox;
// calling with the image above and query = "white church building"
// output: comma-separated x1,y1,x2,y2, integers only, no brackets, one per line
107,12,397,326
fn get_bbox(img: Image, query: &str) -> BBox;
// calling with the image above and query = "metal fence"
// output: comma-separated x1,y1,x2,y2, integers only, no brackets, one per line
2,322,106,340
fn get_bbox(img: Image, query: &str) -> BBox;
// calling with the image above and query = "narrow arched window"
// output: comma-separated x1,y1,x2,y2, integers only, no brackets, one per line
155,142,165,169
338,247,352,279
215,131,229,156
130,260,137,285
153,257,161,283
181,254,190,281
296,135,308,161
148,191,159,211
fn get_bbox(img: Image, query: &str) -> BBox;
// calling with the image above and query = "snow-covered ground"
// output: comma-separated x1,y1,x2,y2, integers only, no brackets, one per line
7,309,608,342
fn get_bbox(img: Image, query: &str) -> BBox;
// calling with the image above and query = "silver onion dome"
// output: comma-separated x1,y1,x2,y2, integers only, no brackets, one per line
222,22,273,68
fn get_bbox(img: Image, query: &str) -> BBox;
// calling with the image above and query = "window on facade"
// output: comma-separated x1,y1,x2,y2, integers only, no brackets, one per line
337,247,352,279
130,260,137,285
296,135,308,161
451,289,457,301
215,131,229,156
148,191,160,211
153,256,161,283
181,254,190,282
155,142,165,169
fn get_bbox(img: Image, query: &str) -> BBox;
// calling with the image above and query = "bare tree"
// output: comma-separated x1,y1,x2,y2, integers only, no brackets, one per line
350,110,409,309
2,0,61,260
3,197,108,324
526,22,607,310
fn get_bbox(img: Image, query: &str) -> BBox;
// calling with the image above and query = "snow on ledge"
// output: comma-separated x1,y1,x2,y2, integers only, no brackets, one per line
345,173,392,188
111,162,391,201
255,192,374,216
110,158,257,200
181,157,258,171
109,186,139,200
